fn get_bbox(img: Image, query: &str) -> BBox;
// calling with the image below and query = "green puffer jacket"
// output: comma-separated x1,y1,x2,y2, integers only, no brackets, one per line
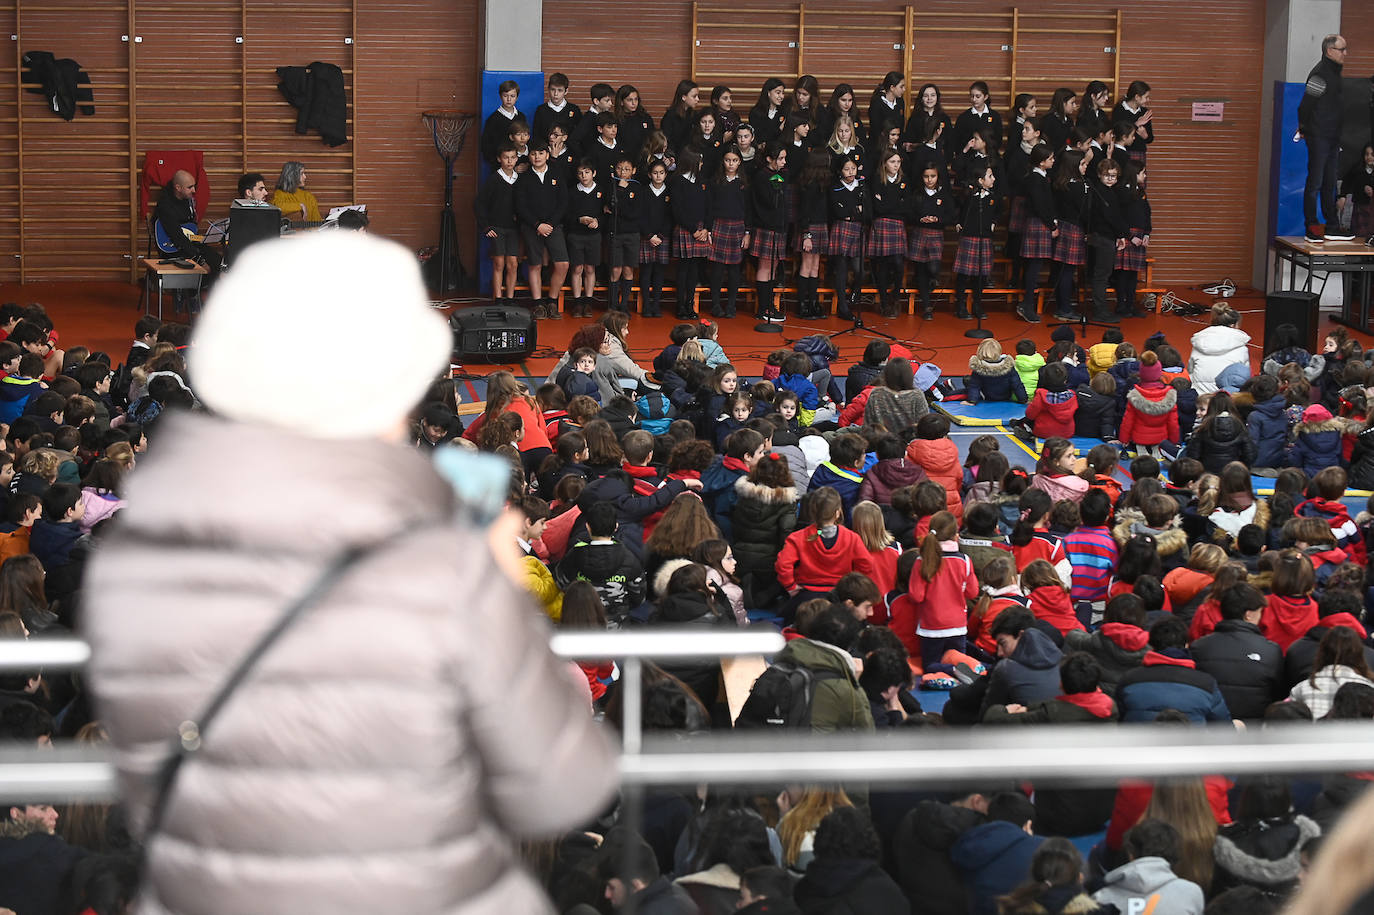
775,637,875,733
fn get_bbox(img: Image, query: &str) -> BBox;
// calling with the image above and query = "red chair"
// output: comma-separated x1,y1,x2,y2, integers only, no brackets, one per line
140,150,210,222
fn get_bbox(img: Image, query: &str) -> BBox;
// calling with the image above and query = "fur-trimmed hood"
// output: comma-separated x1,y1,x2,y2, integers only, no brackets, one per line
652,557,695,598
969,354,1016,376
1112,508,1189,555
734,476,799,504
1213,815,1320,886
1295,417,1351,436
0,817,50,839
675,862,742,890
1127,385,1178,415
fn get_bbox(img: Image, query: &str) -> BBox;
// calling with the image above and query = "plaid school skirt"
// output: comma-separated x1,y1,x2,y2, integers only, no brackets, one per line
1053,222,1086,266
1352,203,1374,238
866,216,906,258
829,220,863,257
751,227,786,262
673,226,711,259
709,217,747,265
1128,148,1147,167
1021,218,1056,260
1115,227,1148,271
906,226,945,262
953,236,993,276
640,235,670,264
1008,196,1029,234
793,222,829,254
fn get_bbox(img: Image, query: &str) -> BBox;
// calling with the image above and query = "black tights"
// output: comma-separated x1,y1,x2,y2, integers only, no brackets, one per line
913,260,940,313
954,273,985,316
874,255,904,310
1055,262,1079,315
1114,269,1139,312
832,256,860,313
709,261,742,316
676,257,703,315
1021,258,1044,312
641,262,665,314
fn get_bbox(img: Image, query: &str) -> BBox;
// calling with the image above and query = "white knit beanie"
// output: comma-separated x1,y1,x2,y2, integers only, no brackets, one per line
191,231,450,440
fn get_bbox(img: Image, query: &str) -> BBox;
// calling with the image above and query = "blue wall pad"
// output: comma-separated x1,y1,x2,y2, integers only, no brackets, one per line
1270,81,1310,240
476,70,545,294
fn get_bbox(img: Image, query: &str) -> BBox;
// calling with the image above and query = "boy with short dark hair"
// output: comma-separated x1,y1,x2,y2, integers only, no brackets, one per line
475,142,522,303
571,82,616,157
479,78,524,168
562,347,601,404
554,500,646,624
30,481,85,573
0,352,43,425
505,118,531,167
566,160,605,317
23,390,65,433
808,432,867,522
1298,466,1367,564
606,155,642,315
532,72,580,146
514,141,571,319
589,111,622,186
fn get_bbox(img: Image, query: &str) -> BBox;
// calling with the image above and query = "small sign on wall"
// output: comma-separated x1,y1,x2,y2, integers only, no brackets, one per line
1192,101,1224,122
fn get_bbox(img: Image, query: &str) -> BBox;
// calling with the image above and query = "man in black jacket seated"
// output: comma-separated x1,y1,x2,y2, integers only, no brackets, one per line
152,170,221,288
1190,583,1284,721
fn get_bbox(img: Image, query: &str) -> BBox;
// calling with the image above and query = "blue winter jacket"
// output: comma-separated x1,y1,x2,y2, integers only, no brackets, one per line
1288,416,1345,478
1248,396,1291,469
965,355,1025,405
951,822,1046,915
1117,652,1232,723
777,372,821,410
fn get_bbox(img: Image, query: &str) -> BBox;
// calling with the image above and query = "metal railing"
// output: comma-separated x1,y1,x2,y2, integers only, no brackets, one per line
4,634,1374,803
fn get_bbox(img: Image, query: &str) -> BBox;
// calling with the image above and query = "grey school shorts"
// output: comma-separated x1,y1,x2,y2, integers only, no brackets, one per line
521,224,569,264
567,231,603,267
488,226,519,257
608,232,640,268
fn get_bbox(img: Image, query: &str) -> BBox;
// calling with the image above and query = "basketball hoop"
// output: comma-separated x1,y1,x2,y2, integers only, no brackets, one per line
422,109,474,161
419,109,475,297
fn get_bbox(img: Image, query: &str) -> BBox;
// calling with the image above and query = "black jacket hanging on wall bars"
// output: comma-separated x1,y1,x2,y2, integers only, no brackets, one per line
21,51,95,120
276,61,348,147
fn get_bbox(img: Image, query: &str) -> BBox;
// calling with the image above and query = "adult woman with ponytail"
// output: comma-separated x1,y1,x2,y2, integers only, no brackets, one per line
898,510,979,679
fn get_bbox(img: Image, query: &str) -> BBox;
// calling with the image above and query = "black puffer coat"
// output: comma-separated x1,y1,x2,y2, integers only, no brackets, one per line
794,857,909,914
1190,619,1284,720
1184,412,1256,474
731,478,799,608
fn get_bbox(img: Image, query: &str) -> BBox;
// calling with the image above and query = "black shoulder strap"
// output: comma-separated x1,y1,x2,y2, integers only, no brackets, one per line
138,539,384,865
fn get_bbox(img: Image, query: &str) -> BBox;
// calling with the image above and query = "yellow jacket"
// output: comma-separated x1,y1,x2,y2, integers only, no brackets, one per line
271,187,322,222
522,554,563,622
1087,343,1118,377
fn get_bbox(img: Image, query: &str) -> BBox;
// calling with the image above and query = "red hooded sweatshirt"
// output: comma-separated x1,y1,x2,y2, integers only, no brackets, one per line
1057,688,1117,719
1026,388,1078,439
1029,584,1083,634
906,545,979,637
776,525,875,594
1100,622,1150,651
1322,612,1370,638
906,437,964,522
1262,594,1320,652
1190,599,1222,641
970,592,1030,656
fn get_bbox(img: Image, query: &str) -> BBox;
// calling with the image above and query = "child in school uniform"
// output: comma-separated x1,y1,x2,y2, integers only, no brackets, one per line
480,79,524,168
750,146,790,324
710,85,740,142
826,114,865,180
514,141,571,320
705,147,749,319
475,143,521,304
614,84,655,167
868,71,906,141
506,119,532,170
565,160,606,318
908,163,951,321
562,347,602,404
532,72,580,148
1114,165,1152,317
670,149,711,320
829,157,867,321
688,109,725,180
1088,158,1130,322
1048,90,1081,150
638,160,672,318
749,78,789,152
794,150,831,320
571,82,615,158
660,79,700,158
605,155,642,315
952,164,998,321
1004,113,1041,287
588,112,622,186
1342,144,1374,239
867,147,911,318
904,82,951,159
1112,80,1155,167
953,81,1002,154
1050,149,1091,321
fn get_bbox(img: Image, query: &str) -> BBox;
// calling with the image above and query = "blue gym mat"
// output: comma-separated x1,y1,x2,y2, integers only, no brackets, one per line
936,400,1028,426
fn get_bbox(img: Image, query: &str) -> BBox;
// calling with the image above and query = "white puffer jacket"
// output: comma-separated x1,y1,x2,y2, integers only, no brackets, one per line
1188,325,1251,395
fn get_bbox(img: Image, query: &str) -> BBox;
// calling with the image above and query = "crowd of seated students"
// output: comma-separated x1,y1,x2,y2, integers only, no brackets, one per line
8,289,1374,914
414,304,1374,913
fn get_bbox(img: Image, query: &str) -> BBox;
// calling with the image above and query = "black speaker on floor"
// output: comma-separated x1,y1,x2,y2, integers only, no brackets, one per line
1263,290,1320,354
450,304,537,362
226,203,284,266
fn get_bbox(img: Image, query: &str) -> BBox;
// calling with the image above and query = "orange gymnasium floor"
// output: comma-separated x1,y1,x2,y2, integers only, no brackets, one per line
4,278,1373,390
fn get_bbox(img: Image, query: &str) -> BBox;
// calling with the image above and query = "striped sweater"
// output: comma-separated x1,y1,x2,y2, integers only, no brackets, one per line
1063,525,1118,602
